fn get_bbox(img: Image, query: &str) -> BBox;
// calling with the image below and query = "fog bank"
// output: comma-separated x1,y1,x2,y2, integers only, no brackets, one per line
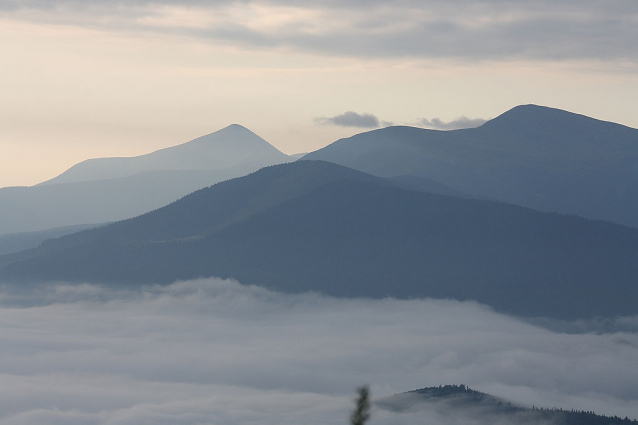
0,279,636,424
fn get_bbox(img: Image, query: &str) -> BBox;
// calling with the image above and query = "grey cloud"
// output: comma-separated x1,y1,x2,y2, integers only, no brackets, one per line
0,279,637,424
316,111,380,128
0,1,637,62
420,116,488,130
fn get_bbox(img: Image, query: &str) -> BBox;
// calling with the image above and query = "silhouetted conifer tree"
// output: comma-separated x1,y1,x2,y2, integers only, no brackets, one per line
350,386,371,425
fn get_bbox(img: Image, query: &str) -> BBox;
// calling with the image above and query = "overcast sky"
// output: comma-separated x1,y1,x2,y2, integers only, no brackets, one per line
1,0,637,186
0,278,637,424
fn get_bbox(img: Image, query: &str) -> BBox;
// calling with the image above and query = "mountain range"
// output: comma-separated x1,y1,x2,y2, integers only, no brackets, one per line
1,105,638,319
304,104,638,228
2,160,637,319
1,104,636,424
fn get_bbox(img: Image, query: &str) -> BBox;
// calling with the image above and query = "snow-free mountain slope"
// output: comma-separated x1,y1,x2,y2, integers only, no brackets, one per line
2,161,638,320
39,124,290,185
24,161,382,248
303,105,638,227
0,126,292,235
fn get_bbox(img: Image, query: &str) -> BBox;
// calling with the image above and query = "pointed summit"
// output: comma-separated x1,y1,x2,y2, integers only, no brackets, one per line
209,123,259,138
39,125,290,186
0,125,293,235
223,123,251,131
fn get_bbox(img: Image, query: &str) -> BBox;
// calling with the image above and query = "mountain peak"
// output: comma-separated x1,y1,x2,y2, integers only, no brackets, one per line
482,103,630,131
485,104,577,125
191,124,262,143
37,124,290,187
220,123,253,133
505,103,583,117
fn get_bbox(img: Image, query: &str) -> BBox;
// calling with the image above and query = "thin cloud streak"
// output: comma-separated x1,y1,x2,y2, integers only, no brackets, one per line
420,116,488,130
0,279,637,424
315,111,381,128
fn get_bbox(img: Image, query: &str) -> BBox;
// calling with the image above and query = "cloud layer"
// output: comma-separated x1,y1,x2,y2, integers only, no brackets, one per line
0,279,637,424
0,0,637,62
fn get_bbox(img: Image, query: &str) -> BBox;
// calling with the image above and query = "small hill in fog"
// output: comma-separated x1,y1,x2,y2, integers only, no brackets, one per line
378,385,638,425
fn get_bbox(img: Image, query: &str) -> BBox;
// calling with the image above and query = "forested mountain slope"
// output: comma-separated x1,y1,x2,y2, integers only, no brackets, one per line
2,161,637,320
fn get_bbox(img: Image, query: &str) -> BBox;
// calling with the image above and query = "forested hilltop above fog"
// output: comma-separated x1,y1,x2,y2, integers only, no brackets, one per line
379,385,638,425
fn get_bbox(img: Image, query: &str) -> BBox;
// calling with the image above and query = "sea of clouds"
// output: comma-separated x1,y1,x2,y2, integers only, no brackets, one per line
0,278,637,425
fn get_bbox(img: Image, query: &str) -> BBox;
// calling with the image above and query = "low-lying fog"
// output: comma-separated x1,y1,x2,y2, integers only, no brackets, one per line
0,278,636,425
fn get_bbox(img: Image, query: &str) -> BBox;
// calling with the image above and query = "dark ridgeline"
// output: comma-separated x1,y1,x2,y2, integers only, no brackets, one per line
1,160,638,320
0,223,98,256
378,385,638,425
303,104,638,228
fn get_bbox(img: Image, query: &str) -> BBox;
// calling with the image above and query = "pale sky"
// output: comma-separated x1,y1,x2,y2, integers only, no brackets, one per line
1,0,637,187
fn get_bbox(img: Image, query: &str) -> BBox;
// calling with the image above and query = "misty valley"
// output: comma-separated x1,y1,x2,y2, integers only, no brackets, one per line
1,105,638,424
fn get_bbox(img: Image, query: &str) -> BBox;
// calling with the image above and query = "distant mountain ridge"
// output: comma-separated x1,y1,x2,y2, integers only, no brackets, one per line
303,104,638,227
2,160,638,319
0,125,292,235
378,385,638,425
0,223,100,256
38,124,288,185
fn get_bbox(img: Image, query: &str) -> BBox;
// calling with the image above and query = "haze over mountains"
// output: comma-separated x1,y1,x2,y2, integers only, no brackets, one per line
1,104,638,423
0,223,97,256
304,104,638,228
2,160,638,319
38,124,287,185
1,104,637,320
0,125,291,236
